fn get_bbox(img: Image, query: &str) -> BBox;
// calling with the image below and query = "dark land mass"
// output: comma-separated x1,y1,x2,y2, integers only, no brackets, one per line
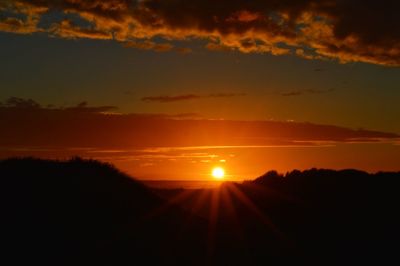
1,158,400,265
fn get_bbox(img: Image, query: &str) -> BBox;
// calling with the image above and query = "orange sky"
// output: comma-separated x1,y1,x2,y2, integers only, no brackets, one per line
1,1,400,180
0,101,399,180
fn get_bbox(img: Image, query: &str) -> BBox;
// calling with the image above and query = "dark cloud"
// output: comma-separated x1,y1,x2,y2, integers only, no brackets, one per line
280,88,335,97
4,97,41,109
142,94,202,103
63,101,117,113
0,0,399,66
141,93,246,103
0,98,398,150
1,97,117,113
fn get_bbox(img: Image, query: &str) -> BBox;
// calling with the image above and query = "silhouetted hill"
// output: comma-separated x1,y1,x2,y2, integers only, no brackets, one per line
1,158,400,265
0,158,207,265
155,168,400,265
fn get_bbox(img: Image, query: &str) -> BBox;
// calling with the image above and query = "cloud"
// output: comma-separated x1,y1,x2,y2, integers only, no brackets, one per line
0,97,117,113
3,97,41,109
280,88,335,97
63,101,118,113
0,98,398,151
0,13,41,34
0,0,399,66
49,19,112,40
122,41,192,53
123,40,174,52
205,42,234,52
141,93,246,103
142,94,203,103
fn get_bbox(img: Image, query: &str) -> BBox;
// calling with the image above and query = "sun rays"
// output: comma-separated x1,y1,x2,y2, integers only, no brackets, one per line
142,181,293,255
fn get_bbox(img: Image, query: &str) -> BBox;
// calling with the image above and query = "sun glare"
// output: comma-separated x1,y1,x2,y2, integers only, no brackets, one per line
212,167,225,180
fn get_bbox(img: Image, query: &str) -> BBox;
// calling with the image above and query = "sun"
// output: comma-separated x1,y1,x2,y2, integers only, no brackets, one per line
212,167,225,180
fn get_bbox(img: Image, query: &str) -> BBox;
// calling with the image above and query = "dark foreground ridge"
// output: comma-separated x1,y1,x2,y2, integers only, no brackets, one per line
1,158,400,265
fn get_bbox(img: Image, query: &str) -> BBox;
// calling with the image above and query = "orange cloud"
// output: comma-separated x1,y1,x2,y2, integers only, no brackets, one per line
123,40,174,52
205,42,233,52
49,19,112,40
0,0,399,66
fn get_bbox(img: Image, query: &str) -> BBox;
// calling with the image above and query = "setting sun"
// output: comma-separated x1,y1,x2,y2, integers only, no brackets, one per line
212,167,225,180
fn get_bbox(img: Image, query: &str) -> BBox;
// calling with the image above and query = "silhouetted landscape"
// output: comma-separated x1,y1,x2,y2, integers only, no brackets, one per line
2,158,399,265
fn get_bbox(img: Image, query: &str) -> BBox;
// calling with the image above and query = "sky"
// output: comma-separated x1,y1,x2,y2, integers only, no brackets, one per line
0,0,399,180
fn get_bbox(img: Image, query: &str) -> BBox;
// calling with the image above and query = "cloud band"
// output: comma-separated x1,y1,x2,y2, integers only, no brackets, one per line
0,0,399,66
